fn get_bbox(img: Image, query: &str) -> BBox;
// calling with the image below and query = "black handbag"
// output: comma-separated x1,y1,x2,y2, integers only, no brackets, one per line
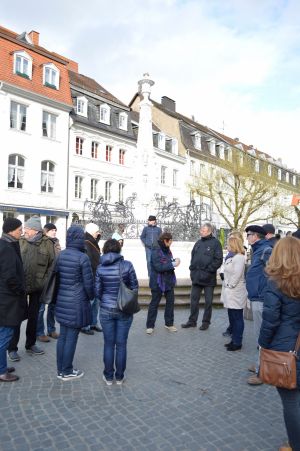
117,263,140,315
40,257,59,305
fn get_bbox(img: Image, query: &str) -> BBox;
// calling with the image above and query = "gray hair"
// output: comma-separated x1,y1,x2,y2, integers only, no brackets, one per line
202,222,213,232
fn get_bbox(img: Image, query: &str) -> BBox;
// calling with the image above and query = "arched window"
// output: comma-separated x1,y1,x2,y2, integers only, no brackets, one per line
13,50,32,79
8,154,25,189
41,161,55,193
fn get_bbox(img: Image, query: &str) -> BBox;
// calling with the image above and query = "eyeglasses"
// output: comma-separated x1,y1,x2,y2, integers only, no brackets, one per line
247,233,254,237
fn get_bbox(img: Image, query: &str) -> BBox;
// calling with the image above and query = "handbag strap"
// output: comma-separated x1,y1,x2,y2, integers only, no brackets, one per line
118,261,123,282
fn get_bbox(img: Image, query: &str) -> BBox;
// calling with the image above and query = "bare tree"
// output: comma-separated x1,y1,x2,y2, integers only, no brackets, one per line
190,148,291,231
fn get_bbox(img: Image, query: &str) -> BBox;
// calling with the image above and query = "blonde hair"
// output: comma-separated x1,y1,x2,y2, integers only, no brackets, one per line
229,230,244,242
266,237,300,298
227,236,245,254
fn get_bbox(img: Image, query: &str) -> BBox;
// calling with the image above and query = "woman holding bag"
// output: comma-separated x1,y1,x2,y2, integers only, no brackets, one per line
258,237,300,451
95,239,138,386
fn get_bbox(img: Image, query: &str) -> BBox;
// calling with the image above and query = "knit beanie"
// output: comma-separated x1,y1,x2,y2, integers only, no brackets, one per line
44,223,57,232
2,218,22,233
24,215,42,231
85,223,100,235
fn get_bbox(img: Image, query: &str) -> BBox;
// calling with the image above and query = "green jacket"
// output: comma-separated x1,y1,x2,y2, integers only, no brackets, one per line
20,234,55,294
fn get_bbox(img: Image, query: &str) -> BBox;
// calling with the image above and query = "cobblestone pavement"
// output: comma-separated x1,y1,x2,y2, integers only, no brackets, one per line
0,308,287,451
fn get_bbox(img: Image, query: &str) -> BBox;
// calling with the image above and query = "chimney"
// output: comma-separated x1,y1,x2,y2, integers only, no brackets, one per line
161,96,176,112
28,30,39,46
67,59,79,73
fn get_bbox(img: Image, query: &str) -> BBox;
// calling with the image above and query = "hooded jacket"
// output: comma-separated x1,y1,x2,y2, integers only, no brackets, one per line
55,226,94,328
95,252,138,310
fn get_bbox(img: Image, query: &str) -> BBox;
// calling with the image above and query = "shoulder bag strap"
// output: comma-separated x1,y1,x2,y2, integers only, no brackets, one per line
295,332,300,353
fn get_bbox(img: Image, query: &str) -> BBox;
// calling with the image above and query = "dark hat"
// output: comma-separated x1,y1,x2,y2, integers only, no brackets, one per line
262,223,275,235
148,215,157,221
2,218,22,234
245,225,267,236
44,223,57,232
292,229,300,239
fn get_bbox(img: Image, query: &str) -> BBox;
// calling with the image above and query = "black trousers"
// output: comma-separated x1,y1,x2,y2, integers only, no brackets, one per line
8,291,41,351
146,289,175,328
188,285,215,325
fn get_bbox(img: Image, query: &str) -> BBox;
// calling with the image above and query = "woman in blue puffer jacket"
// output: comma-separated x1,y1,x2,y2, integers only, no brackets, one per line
258,237,300,451
55,226,94,381
95,239,138,385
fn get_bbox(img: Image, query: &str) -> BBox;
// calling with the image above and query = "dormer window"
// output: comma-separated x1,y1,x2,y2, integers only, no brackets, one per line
43,63,59,89
76,96,87,117
285,172,289,183
118,112,128,130
158,133,165,150
218,143,225,159
13,51,32,79
194,133,201,150
99,104,110,125
293,175,296,186
208,139,216,156
278,168,282,180
255,160,260,173
172,138,178,155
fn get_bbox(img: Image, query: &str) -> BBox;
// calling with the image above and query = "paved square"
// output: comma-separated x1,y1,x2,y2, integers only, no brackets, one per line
0,308,287,450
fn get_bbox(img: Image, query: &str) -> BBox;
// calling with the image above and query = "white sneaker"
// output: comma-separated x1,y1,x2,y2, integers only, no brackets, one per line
146,328,154,334
102,375,113,386
116,377,125,386
165,325,177,332
61,369,84,381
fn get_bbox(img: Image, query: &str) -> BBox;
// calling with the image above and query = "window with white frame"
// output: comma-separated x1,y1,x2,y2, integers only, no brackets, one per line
8,154,25,189
161,166,167,185
99,104,110,125
74,176,83,198
119,149,125,165
41,161,55,193
219,143,225,159
90,179,98,200
76,137,83,155
118,112,128,130
76,97,87,117
43,63,59,89
105,181,112,202
42,111,56,139
106,145,112,162
91,141,98,159
158,133,165,150
208,139,216,156
13,51,32,79
293,175,296,186
194,133,201,150
10,101,27,131
172,138,178,155
278,168,282,180
119,183,125,202
173,169,178,187
268,164,272,176
190,160,195,176
285,172,289,183
255,159,260,173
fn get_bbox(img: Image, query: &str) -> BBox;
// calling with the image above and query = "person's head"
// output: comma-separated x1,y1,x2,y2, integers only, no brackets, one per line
103,238,121,254
286,231,292,237
227,236,245,255
43,223,57,238
292,229,300,240
229,230,244,242
245,225,266,245
148,215,157,226
66,225,85,250
158,231,173,248
262,223,275,240
24,216,42,239
266,237,300,298
2,218,23,240
200,223,213,238
85,222,101,240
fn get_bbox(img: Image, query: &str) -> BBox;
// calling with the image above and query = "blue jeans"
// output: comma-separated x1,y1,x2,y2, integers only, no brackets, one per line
145,247,152,278
56,325,80,375
277,387,300,451
37,303,56,336
227,308,244,346
100,307,133,381
0,327,14,374
81,298,100,331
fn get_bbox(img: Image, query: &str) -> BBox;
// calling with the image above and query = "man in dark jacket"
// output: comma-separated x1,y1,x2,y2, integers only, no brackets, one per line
81,222,102,335
0,218,27,382
8,216,55,360
182,223,223,330
262,223,279,248
140,215,162,277
245,224,273,385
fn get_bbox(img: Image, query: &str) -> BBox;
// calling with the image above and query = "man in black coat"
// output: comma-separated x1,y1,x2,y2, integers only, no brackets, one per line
0,218,27,382
182,223,223,330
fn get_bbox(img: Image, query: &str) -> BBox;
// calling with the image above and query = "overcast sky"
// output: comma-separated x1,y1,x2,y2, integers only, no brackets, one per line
2,0,300,172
